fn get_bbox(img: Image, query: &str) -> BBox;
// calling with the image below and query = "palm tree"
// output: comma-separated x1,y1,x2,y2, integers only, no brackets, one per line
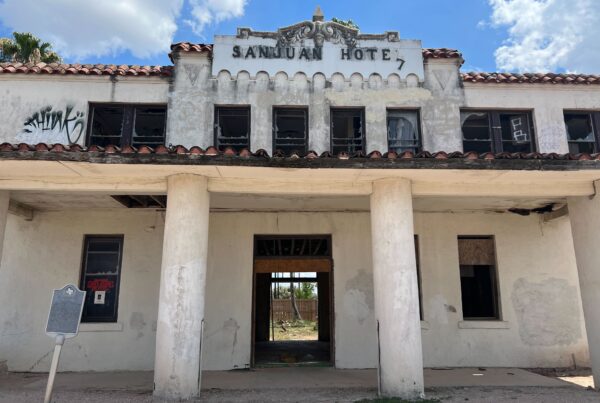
0,32,61,64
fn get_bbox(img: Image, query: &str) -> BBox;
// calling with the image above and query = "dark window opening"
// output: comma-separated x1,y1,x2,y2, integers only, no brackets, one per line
87,104,166,148
458,236,500,320
80,235,124,323
273,108,308,155
133,107,167,148
331,108,365,154
415,235,423,321
111,195,166,208
564,112,599,154
461,110,535,153
215,106,250,151
387,110,421,153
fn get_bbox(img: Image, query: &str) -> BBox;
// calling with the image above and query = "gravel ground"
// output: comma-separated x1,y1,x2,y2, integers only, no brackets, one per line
1,385,598,402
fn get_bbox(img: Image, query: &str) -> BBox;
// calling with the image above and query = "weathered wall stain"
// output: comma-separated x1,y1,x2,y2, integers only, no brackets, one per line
19,105,85,144
130,312,146,339
512,278,582,346
344,269,373,325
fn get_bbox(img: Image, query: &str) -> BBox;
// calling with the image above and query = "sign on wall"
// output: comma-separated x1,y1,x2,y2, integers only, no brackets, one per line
212,17,425,79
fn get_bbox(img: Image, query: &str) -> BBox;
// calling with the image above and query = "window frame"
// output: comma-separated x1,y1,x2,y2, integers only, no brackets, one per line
564,110,600,154
330,107,366,154
460,109,537,153
457,235,501,321
86,103,168,148
79,234,124,323
386,108,422,153
272,106,309,155
214,105,251,151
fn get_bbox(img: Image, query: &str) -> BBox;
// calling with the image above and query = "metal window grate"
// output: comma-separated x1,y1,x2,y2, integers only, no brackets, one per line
331,108,365,154
273,108,308,155
215,106,250,151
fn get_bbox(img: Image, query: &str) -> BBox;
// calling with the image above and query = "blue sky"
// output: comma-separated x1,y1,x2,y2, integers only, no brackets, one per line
0,0,599,73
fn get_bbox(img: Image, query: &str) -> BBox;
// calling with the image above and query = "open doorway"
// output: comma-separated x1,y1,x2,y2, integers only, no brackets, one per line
252,235,333,367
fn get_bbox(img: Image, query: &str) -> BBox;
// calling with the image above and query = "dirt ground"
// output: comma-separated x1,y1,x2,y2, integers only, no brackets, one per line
0,368,596,402
1,385,598,402
272,320,318,341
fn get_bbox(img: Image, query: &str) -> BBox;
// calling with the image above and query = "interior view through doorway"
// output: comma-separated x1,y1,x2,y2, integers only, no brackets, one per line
253,235,333,366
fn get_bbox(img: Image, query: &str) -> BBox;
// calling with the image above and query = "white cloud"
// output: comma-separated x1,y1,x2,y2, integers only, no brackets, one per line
185,0,247,37
0,0,248,61
488,0,600,73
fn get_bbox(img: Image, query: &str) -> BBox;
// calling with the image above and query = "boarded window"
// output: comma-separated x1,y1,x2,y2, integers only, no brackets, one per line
387,110,420,153
331,108,365,154
461,110,535,153
79,235,124,323
273,108,308,155
564,112,599,154
88,104,167,148
215,106,250,151
457,236,500,320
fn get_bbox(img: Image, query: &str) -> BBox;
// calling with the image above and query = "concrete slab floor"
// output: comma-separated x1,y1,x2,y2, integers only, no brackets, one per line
0,368,597,402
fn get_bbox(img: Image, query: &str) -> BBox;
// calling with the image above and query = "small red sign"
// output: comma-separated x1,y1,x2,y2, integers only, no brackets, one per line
87,278,114,292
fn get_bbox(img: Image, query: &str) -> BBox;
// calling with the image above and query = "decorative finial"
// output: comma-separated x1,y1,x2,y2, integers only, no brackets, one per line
313,6,324,22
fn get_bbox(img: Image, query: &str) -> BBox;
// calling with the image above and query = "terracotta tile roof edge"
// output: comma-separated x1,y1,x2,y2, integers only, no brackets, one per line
461,71,600,85
1,143,600,161
0,63,173,77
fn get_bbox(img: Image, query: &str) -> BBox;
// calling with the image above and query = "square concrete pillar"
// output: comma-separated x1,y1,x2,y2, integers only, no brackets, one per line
568,185,600,388
370,178,424,398
154,174,210,400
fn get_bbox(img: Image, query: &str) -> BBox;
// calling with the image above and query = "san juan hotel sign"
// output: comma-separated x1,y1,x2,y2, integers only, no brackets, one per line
212,10,425,80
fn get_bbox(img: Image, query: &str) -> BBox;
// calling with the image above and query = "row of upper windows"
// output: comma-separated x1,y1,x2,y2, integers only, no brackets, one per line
86,103,600,155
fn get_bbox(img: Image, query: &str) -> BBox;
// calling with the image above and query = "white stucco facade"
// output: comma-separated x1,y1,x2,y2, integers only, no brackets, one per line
1,11,600,400
0,208,589,372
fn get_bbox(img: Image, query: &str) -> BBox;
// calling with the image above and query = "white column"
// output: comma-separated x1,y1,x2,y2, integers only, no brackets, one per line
0,191,9,269
568,187,600,387
154,174,210,400
370,178,424,398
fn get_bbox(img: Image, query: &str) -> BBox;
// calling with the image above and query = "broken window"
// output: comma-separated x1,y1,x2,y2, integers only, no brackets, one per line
331,108,365,154
79,235,124,323
273,108,308,155
461,110,535,153
87,104,167,148
387,110,421,153
215,106,250,151
457,236,500,320
564,112,599,154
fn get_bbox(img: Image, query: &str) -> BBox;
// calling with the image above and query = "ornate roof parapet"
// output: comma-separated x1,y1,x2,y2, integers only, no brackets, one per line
217,8,423,79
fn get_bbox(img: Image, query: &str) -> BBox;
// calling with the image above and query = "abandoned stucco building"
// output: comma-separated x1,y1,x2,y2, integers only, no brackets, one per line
2,10,600,400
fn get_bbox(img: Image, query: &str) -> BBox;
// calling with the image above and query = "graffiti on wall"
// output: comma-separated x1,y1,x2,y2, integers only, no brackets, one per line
18,105,85,144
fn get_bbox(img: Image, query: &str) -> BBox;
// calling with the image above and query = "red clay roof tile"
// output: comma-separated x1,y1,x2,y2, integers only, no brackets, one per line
461,71,600,85
1,142,600,163
0,62,173,77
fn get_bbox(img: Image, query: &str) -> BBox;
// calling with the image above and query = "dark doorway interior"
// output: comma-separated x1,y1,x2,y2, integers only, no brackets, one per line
252,236,333,367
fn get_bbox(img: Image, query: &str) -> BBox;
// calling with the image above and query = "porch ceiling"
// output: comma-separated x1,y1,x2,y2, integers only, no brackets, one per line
8,191,565,214
0,160,599,198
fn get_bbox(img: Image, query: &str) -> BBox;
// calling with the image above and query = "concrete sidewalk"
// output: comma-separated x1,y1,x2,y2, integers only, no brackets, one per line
0,367,596,402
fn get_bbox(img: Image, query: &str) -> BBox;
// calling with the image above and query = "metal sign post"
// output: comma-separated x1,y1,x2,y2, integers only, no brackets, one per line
44,284,86,403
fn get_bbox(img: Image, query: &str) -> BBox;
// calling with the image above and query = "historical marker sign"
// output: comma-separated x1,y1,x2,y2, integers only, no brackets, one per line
46,284,86,338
